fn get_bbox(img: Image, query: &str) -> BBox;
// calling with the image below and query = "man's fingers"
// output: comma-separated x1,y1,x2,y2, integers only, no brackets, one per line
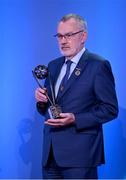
44,121,61,127
45,113,75,127
37,87,47,94
35,87,48,102
44,120,62,127
46,119,61,123
45,118,65,126
59,113,69,118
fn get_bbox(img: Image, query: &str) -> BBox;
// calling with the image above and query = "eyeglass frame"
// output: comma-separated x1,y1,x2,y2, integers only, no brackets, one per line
54,30,84,40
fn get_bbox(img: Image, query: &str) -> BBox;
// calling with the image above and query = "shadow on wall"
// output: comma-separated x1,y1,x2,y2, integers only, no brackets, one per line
18,113,43,179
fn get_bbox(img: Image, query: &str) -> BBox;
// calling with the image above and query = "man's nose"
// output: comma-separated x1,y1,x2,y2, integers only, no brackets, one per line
60,36,67,43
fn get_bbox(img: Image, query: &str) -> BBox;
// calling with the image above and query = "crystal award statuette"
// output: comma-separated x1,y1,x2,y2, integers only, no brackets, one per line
32,65,62,119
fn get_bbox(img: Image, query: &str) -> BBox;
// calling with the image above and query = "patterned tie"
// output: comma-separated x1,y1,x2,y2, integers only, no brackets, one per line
57,60,72,98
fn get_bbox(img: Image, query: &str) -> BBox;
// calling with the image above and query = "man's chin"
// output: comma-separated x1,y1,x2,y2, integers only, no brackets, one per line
61,51,73,58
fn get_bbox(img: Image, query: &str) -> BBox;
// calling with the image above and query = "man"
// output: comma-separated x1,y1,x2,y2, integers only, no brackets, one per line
35,13,118,179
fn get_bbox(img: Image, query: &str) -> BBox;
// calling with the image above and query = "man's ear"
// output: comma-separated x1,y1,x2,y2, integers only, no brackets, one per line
81,32,88,44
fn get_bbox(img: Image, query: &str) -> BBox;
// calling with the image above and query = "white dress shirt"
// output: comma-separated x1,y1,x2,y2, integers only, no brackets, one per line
55,47,85,97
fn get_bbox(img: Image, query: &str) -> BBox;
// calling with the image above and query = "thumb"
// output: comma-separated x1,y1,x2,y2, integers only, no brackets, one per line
59,113,68,118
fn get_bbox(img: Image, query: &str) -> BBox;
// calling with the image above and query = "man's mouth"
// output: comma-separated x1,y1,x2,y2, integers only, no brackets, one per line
61,47,70,50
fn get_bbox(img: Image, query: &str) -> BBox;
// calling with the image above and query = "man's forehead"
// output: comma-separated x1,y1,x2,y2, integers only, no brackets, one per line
58,18,79,32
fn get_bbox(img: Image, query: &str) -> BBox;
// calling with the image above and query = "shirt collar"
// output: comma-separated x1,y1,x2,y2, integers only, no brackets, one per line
65,47,85,65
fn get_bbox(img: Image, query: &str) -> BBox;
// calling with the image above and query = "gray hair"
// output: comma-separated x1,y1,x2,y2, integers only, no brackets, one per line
60,13,88,32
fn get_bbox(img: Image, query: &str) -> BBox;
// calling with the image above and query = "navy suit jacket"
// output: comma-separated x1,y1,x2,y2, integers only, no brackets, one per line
37,49,118,167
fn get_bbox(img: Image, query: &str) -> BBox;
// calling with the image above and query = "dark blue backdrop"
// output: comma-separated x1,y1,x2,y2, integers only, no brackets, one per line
0,0,126,179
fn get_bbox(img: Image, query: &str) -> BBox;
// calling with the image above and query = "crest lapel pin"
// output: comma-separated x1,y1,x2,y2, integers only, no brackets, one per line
75,68,81,76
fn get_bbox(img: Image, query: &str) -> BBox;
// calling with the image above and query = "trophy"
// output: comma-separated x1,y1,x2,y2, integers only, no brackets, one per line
32,65,62,119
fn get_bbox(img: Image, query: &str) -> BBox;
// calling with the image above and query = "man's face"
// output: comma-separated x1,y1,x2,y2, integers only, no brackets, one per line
57,18,87,59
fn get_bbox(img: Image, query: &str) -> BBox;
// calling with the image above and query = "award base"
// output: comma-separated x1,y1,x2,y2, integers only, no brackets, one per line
50,104,62,119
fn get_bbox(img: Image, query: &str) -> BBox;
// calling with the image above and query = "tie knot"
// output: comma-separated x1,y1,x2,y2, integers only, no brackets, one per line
66,59,72,64
66,60,72,67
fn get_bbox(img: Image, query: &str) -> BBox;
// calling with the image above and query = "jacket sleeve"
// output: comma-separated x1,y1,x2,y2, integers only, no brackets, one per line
75,60,118,130
36,101,47,115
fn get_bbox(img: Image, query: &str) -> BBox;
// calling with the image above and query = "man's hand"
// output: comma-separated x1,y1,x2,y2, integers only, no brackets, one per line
45,113,75,127
35,87,48,103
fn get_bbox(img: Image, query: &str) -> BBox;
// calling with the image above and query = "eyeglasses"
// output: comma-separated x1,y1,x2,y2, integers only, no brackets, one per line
54,30,84,40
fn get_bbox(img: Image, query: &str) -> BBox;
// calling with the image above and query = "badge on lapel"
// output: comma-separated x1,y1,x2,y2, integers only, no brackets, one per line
75,68,81,76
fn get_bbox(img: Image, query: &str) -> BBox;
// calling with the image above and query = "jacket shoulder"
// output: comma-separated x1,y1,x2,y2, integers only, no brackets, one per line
86,50,107,63
48,56,64,66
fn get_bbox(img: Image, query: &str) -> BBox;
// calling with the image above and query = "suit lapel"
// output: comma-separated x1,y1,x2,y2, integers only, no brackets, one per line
57,50,89,101
51,57,65,86
48,57,65,101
